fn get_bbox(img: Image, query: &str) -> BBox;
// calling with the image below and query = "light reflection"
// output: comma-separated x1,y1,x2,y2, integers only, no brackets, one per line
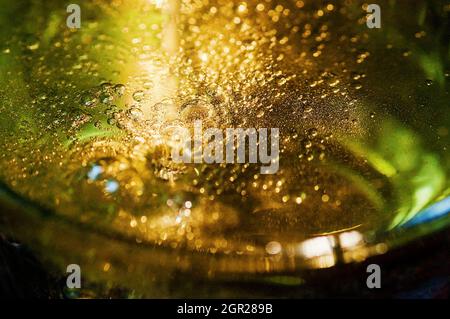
313,255,336,268
148,0,168,9
0,0,448,279
401,196,450,228
265,241,282,255
298,236,334,259
339,231,363,249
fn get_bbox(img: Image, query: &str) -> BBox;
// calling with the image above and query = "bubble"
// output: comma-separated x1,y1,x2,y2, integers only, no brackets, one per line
132,90,145,102
180,99,215,123
307,128,318,137
107,117,117,125
105,106,117,116
127,106,144,121
113,84,126,96
302,139,312,149
100,92,113,104
81,93,98,107
100,82,113,91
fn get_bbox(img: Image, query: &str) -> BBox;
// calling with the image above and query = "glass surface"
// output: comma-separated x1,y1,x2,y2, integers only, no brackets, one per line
0,0,448,297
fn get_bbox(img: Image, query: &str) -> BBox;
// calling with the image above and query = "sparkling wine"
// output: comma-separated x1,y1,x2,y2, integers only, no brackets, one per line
0,0,448,296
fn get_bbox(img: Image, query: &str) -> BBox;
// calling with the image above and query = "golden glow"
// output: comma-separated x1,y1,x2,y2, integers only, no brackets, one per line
299,236,334,258
0,0,447,273
339,231,363,249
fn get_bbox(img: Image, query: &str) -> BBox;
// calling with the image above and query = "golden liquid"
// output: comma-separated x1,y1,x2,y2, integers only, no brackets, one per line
0,0,448,264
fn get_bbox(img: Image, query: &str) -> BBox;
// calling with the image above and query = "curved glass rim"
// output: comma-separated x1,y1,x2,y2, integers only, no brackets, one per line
1,179,449,272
